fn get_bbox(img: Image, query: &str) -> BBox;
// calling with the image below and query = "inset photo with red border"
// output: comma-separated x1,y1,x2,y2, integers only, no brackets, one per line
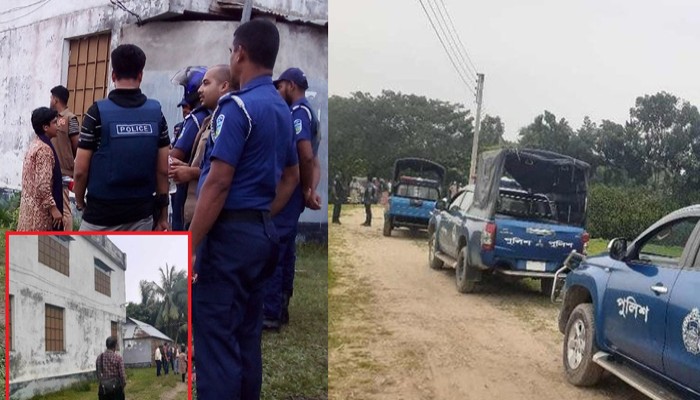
5,232,191,400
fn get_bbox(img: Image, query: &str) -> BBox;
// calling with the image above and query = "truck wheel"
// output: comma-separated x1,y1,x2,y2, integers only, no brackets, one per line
455,245,476,293
428,231,444,270
563,303,603,386
540,278,554,296
383,217,392,237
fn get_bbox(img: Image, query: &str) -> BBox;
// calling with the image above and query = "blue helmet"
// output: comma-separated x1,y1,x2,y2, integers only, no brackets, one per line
171,66,207,107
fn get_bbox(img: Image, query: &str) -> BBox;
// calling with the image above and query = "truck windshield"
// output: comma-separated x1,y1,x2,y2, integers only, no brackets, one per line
396,184,439,200
496,191,555,221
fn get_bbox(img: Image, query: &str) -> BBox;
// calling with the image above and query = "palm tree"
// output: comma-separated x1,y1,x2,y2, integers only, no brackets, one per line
150,264,187,343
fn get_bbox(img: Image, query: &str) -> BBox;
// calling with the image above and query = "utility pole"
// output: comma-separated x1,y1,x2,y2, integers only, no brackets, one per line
468,73,485,184
241,0,254,22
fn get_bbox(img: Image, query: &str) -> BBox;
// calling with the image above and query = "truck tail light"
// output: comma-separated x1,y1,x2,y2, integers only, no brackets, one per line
582,231,590,254
482,222,496,251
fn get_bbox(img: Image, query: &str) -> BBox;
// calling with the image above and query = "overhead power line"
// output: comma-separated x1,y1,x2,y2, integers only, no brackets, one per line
429,0,477,81
418,0,476,97
436,0,479,76
0,0,52,24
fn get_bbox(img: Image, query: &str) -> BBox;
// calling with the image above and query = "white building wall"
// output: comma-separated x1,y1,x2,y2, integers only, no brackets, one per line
8,235,126,399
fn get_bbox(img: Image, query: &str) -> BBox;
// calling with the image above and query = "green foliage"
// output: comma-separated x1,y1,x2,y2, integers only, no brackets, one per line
586,184,693,240
329,91,478,185
0,192,20,230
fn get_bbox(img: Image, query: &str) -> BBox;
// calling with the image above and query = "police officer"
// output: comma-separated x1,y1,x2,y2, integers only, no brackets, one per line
263,67,321,329
331,172,345,224
362,174,375,226
189,19,296,400
169,65,234,229
73,44,170,231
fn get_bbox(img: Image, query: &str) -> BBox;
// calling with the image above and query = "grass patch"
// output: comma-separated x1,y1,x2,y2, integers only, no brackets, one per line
26,367,186,400
588,238,608,255
191,243,328,400
259,243,328,400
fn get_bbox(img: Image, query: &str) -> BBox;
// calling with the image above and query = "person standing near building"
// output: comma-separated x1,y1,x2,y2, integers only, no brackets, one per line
48,85,79,230
177,345,187,383
189,19,295,400
155,344,162,377
263,67,320,330
73,44,170,231
168,65,233,229
362,175,375,226
17,107,64,231
170,66,209,230
96,336,126,400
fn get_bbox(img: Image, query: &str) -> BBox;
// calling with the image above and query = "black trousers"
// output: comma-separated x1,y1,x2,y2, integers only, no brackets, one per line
98,387,125,400
364,203,372,225
332,202,342,222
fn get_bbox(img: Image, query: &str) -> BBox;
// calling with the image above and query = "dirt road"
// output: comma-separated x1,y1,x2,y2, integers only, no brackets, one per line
329,206,643,400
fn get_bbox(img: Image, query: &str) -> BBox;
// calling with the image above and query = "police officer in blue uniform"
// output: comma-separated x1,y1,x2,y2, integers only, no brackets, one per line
170,66,209,231
189,19,297,400
74,44,170,231
264,67,321,329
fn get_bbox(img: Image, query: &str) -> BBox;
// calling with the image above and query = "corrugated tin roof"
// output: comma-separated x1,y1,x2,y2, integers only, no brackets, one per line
124,317,173,342
213,0,327,26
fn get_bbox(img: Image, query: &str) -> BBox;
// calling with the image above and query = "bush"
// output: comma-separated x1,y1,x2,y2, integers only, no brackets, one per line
586,184,696,240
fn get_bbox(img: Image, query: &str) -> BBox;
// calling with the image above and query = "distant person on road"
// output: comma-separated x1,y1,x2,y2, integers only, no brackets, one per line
17,107,64,231
73,44,171,231
178,345,187,383
155,345,162,376
49,85,79,230
96,336,126,400
362,175,375,226
331,173,345,224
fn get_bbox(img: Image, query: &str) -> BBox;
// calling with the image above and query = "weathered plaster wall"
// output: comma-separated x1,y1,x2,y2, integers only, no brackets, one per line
8,235,126,399
0,1,171,189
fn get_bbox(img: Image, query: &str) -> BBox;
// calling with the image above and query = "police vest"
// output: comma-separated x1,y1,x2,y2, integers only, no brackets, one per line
292,102,320,148
88,99,161,199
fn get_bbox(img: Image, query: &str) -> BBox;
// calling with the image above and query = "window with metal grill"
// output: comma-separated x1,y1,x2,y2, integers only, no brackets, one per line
95,258,111,297
66,33,111,122
38,236,69,276
45,304,65,352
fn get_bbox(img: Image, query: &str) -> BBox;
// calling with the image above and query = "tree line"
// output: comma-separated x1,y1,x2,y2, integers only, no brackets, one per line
330,90,700,199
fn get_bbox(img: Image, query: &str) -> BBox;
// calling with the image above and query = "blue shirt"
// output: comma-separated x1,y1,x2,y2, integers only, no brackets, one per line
174,107,210,161
274,97,319,227
197,75,296,211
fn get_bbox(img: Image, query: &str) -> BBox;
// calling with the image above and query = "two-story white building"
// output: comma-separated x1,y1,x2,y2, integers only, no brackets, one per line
8,235,127,399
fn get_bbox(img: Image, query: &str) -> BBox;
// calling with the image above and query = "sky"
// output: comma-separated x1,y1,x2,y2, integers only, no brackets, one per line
108,235,189,304
330,0,700,141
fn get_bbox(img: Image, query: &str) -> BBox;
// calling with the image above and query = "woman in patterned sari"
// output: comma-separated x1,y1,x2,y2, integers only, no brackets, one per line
17,107,64,231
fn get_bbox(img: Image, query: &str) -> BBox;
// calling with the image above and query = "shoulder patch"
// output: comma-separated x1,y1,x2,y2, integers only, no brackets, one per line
212,114,225,142
294,119,303,135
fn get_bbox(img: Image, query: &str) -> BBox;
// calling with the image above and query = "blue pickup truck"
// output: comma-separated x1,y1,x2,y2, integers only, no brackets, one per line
554,206,700,400
428,148,590,294
384,158,445,237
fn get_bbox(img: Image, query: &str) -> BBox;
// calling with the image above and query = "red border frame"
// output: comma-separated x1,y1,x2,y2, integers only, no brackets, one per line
4,230,193,400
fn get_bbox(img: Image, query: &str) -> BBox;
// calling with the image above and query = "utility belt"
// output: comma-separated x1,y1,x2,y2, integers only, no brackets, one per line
218,209,269,223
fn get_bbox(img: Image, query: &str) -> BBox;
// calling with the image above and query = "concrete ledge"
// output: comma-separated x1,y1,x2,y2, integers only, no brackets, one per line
10,370,96,400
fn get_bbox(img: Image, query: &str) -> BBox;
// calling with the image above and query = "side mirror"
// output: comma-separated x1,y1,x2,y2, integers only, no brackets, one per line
435,198,447,211
608,238,628,261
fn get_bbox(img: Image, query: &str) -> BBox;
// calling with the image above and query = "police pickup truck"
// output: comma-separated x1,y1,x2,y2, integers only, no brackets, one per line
554,206,700,400
428,148,590,294
384,158,445,236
